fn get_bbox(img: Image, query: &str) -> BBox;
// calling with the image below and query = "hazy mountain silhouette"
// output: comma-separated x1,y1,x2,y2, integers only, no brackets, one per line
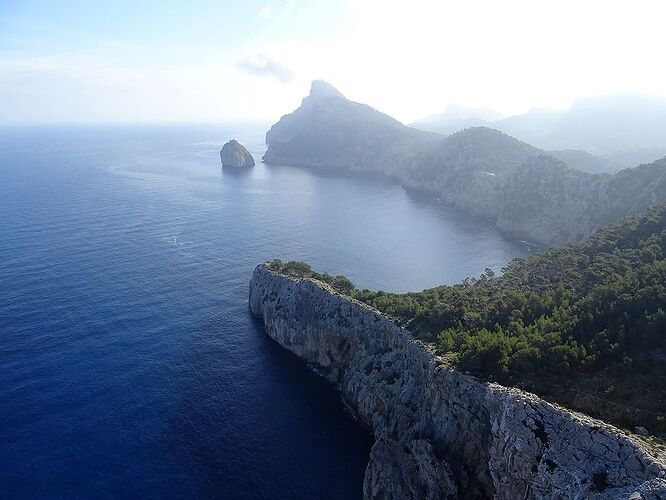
412,93,666,169
264,82,666,245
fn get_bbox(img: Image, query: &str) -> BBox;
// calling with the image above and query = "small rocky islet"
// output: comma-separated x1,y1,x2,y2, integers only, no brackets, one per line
220,139,255,168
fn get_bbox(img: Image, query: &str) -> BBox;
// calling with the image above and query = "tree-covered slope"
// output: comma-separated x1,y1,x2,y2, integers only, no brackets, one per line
496,156,666,243
547,149,620,174
268,205,666,437
357,205,666,437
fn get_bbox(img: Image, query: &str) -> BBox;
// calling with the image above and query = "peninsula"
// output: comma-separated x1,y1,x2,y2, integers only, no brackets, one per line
250,205,666,498
263,81,666,246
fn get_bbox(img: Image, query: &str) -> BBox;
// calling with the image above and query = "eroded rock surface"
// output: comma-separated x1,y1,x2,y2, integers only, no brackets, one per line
364,438,458,499
220,139,255,167
249,264,666,499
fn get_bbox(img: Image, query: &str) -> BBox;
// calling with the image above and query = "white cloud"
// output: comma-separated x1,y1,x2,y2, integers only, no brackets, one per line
243,0,666,122
237,52,294,83
259,0,299,23
259,4,274,20
3,0,666,123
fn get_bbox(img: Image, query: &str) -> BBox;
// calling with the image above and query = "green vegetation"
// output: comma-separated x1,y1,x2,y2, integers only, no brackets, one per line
268,205,666,437
266,259,356,295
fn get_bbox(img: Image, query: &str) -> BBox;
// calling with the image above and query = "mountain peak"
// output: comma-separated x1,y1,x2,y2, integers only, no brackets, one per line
309,80,345,100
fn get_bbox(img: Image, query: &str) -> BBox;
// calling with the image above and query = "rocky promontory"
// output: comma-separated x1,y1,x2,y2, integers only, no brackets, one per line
249,263,666,499
263,81,666,246
220,139,255,167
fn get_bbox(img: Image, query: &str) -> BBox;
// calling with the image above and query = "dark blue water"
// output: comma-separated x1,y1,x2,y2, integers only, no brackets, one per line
0,124,531,498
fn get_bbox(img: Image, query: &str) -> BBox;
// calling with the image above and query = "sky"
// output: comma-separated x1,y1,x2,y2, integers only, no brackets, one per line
1,0,666,124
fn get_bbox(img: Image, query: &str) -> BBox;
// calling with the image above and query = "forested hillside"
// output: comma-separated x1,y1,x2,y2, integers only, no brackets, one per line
268,205,666,437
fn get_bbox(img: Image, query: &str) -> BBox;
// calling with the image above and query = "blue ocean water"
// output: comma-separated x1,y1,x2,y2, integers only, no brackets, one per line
0,124,531,498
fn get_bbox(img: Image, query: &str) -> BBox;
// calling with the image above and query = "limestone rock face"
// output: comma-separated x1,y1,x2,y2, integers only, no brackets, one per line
262,80,435,172
220,139,255,167
249,264,666,499
364,438,458,500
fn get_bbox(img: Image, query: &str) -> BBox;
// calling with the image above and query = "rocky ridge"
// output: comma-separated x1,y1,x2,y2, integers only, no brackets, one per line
249,264,666,499
262,81,666,246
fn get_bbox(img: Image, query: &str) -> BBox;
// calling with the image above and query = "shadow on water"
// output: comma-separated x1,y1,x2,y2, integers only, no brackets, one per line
221,165,254,178
264,160,541,258
262,161,398,186
401,185,545,254
160,307,372,499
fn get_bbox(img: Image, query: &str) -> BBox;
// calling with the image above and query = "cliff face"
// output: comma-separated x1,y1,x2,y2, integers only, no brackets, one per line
263,80,440,178
220,139,255,167
249,264,666,499
263,81,666,246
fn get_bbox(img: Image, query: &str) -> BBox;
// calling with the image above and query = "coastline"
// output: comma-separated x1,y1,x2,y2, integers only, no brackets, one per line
249,263,666,499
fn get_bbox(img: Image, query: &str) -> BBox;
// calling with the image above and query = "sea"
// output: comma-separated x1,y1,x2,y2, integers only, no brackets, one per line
0,124,532,498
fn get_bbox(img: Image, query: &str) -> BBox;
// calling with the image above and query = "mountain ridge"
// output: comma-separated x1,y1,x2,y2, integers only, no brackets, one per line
411,92,666,167
264,81,666,245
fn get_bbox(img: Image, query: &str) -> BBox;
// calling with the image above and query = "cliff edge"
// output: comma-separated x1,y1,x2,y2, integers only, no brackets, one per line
249,264,666,499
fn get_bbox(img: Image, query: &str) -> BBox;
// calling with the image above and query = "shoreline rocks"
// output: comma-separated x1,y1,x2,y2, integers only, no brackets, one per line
249,263,666,499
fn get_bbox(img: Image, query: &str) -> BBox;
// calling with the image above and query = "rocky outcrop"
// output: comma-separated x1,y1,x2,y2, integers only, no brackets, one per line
220,139,255,167
263,81,666,246
249,264,666,499
364,438,458,499
263,81,440,177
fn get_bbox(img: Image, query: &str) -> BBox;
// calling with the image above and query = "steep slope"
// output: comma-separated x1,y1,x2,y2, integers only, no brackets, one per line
347,205,666,437
497,156,666,243
403,127,542,217
604,159,666,224
263,81,545,219
249,262,666,499
264,80,442,176
547,149,620,174
264,82,666,245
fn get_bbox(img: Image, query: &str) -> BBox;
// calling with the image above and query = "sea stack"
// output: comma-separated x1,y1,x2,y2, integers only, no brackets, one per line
220,139,255,167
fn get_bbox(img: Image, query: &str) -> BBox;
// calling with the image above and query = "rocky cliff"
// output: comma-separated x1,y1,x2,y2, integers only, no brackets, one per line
263,80,441,178
220,139,255,167
263,81,666,246
249,264,666,499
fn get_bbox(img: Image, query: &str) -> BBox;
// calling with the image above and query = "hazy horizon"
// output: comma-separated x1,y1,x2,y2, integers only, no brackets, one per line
2,3,666,497
2,0,666,125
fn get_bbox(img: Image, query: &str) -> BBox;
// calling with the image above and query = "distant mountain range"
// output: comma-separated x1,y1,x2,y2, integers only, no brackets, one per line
411,94,666,170
264,81,666,245
415,104,506,134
